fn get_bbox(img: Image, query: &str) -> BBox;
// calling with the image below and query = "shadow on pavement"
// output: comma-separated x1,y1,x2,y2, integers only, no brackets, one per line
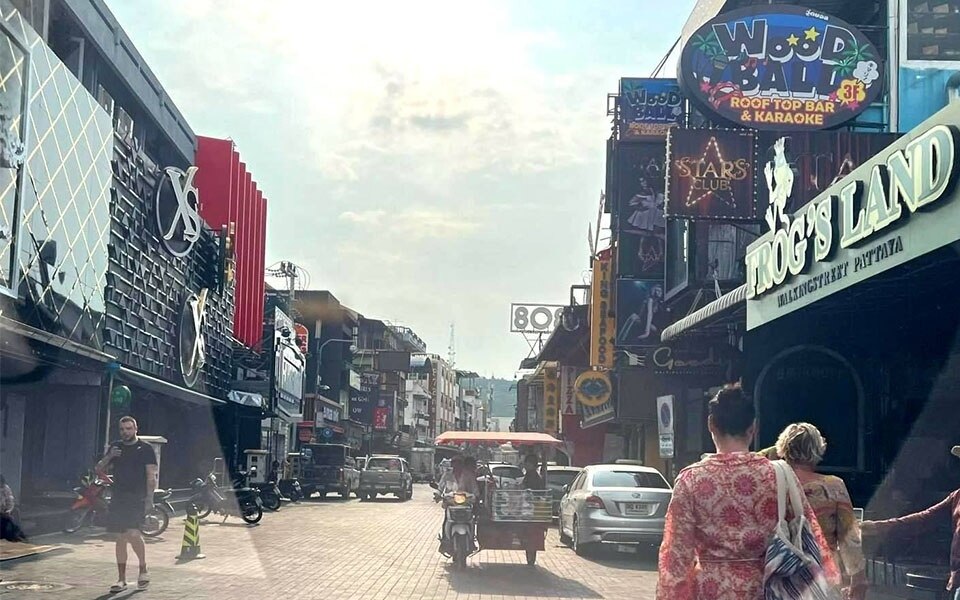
445,563,604,598
576,546,660,572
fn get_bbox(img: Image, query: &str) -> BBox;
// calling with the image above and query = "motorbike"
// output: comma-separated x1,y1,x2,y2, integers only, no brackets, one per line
140,489,174,537
277,478,303,503
63,471,169,536
431,483,477,570
235,468,282,512
189,471,263,524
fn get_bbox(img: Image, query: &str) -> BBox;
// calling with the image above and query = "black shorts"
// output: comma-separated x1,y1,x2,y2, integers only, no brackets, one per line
107,495,146,533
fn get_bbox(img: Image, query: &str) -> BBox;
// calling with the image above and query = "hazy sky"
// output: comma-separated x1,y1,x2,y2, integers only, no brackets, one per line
106,0,693,378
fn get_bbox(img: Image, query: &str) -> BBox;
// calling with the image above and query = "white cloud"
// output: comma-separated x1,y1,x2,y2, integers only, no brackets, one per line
339,210,386,225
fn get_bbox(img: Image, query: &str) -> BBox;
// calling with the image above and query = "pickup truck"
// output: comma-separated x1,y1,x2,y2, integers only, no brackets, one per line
299,443,361,499
359,455,413,501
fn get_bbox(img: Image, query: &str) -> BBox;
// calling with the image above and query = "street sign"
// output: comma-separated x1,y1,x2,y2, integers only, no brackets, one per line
659,434,674,459
321,427,333,440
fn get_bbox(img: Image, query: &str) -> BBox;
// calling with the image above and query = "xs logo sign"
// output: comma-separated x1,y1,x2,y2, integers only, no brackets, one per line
156,166,201,257
179,288,208,388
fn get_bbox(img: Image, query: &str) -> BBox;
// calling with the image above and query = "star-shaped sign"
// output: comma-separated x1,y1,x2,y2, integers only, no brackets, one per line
804,27,820,41
684,136,740,211
787,33,799,46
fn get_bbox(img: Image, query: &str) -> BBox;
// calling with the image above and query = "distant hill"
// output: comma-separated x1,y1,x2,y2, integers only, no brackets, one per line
477,377,517,418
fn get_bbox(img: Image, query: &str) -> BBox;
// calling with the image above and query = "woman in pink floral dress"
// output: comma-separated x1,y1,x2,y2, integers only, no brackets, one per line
657,387,837,600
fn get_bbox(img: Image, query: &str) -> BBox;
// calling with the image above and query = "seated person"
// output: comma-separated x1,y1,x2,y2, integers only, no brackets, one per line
522,454,545,489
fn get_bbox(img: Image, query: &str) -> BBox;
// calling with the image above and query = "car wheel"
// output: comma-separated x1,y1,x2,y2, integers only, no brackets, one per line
573,517,592,557
558,515,572,546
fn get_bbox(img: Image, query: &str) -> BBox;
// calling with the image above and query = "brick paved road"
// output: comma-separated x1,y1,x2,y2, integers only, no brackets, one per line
0,485,658,599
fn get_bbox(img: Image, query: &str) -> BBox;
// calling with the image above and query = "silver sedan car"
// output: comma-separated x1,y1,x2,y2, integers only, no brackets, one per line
557,463,672,556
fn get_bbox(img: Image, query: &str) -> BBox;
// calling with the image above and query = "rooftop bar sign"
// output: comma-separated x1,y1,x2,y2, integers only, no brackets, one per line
679,6,882,130
745,105,960,330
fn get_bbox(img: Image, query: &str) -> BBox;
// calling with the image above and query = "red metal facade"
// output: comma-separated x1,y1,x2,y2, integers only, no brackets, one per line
196,136,268,349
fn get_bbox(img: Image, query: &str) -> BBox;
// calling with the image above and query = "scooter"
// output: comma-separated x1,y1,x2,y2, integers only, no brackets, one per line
239,468,282,512
140,489,174,537
278,478,303,503
63,471,169,536
63,471,112,533
430,482,477,570
189,471,263,524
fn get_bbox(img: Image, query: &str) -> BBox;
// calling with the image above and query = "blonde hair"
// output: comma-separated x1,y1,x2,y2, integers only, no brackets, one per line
775,422,827,466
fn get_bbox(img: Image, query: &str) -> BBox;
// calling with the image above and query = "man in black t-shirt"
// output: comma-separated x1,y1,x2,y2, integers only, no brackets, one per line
96,416,157,593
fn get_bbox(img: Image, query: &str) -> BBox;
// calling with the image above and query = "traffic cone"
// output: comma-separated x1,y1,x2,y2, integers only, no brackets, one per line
175,503,205,560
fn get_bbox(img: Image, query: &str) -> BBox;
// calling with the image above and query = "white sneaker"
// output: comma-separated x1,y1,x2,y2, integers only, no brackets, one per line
137,571,150,589
109,581,127,593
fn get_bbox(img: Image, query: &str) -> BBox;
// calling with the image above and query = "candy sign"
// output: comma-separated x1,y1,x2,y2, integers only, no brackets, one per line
679,5,882,130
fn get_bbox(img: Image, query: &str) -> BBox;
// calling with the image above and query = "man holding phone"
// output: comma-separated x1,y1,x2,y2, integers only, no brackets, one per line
95,416,157,593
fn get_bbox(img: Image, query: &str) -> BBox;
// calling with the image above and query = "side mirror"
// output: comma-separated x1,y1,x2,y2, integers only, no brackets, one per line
429,481,439,490
561,485,570,494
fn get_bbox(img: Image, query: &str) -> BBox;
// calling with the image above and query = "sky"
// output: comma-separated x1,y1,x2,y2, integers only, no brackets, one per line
105,0,693,378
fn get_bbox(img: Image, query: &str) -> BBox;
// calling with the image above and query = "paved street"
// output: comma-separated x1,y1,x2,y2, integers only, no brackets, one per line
0,485,658,599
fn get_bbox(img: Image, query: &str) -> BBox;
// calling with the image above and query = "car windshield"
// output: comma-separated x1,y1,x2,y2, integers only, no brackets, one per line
491,466,523,479
367,458,402,471
547,470,580,487
591,471,670,489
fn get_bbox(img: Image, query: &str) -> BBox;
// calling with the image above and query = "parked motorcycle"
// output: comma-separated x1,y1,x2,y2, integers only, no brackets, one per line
140,489,174,537
431,483,477,570
239,468,282,512
189,471,263,524
278,478,303,503
63,471,169,536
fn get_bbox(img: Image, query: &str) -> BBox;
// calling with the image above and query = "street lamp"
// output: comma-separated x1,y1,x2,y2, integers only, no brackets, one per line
318,338,356,355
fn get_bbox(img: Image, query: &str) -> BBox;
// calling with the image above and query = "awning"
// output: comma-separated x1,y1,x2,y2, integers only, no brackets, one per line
0,316,114,364
227,391,264,408
117,367,225,406
661,284,748,342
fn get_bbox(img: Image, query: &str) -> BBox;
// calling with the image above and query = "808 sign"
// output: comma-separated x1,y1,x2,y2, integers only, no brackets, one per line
510,304,565,334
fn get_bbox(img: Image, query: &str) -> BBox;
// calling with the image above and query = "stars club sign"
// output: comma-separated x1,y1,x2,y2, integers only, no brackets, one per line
678,5,883,130
666,128,756,220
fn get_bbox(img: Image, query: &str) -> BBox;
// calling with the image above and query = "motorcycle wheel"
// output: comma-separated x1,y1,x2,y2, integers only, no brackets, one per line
452,534,468,570
263,494,281,512
141,507,169,537
194,503,212,519
241,504,263,524
62,508,89,534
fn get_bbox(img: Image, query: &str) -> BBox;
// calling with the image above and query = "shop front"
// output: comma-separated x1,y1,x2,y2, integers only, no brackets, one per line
744,103,960,593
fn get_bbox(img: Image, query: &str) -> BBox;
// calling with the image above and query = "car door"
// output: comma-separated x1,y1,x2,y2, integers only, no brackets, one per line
561,471,586,531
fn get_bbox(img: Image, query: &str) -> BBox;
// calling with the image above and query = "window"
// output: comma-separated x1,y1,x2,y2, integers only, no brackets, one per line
905,0,960,62
591,470,670,489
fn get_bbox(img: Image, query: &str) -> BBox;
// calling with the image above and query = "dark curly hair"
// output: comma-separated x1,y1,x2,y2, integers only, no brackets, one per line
708,384,755,437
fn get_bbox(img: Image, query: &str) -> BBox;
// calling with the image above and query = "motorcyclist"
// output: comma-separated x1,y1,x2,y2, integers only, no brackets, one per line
435,455,479,554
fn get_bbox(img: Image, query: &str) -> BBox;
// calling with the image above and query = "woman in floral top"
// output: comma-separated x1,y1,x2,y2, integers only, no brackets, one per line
657,387,836,600
776,423,867,600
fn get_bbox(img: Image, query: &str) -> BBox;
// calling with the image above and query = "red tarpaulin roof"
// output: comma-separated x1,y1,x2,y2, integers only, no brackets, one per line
434,431,564,447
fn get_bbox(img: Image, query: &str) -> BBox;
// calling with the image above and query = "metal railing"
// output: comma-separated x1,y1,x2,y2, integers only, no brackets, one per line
490,490,552,522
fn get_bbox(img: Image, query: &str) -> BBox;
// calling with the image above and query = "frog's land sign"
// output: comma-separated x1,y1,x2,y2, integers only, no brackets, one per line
678,5,883,130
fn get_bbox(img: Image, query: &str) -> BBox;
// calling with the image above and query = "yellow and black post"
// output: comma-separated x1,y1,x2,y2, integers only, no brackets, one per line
175,503,205,561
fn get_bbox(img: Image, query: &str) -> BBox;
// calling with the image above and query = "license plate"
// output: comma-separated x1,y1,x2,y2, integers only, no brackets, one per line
617,544,637,554
625,503,653,516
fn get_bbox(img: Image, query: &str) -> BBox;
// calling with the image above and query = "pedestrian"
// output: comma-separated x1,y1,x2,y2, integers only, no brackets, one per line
776,423,867,600
861,444,960,599
0,475,26,542
657,385,836,600
521,454,544,489
95,416,157,593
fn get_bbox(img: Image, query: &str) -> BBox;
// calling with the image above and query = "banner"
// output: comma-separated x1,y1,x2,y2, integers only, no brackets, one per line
616,143,667,277
616,279,667,347
666,128,756,220
619,78,683,140
560,366,581,416
373,407,389,430
589,253,616,368
543,366,559,435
